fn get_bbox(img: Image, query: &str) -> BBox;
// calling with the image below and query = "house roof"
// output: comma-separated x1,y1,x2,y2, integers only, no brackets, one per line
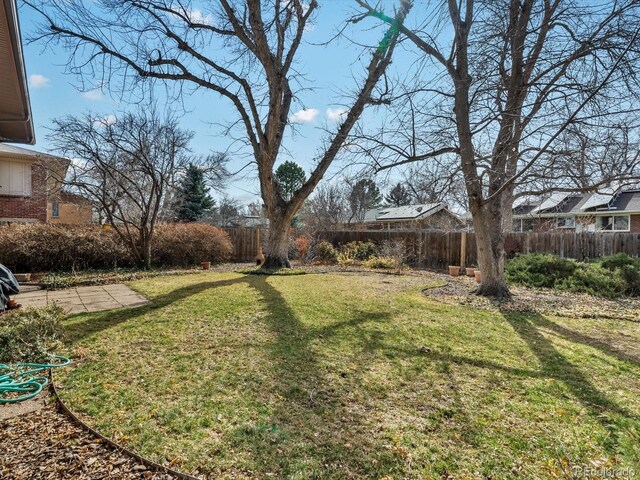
364,203,445,222
0,0,34,144
0,143,68,163
513,189,640,218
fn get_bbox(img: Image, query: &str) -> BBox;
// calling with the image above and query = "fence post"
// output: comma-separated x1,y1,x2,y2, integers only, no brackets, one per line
460,231,467,269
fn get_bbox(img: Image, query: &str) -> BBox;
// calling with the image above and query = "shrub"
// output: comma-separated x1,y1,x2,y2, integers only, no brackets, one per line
363,256,400,269
600,252,639,271
380,240,408,266
0,224,132,273
152,223,232,267
506,253,633,298
0,223,232,273
338,241,378,265
293,235,311,262
0,305,65,363
505,253,577,288
599,253,640,296
556,264,626,299
314,241,338,264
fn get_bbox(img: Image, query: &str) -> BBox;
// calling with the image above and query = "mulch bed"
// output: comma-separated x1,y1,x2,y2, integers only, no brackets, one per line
0,399,178,480
422,272,640,322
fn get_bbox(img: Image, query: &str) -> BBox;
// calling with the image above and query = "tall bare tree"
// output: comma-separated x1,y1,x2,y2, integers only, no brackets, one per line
357,0,640,297
301,183,348,231
27,0,413,268
49,110,226,268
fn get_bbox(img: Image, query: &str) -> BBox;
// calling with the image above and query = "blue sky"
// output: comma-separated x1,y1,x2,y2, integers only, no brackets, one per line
17,1,417,205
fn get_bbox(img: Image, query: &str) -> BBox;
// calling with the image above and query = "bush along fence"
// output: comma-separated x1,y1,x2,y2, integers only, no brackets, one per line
314,230,640,271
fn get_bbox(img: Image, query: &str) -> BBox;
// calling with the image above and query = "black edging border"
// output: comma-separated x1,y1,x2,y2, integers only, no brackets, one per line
48,372,203,480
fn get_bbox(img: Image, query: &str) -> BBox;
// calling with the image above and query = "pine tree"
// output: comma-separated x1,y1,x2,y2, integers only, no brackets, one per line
385,182,411,207
175,163,215,222
275,161,306,201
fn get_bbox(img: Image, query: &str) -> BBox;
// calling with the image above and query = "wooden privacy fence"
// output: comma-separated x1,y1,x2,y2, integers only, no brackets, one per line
222,227,260,261
221,228,640,269
315,230,640,271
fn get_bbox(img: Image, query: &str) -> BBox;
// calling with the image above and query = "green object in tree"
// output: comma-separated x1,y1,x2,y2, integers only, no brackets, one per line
275,161,306,201
175,163,215,222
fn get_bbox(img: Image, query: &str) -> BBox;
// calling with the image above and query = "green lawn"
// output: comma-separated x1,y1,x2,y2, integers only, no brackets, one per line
58,271,640,479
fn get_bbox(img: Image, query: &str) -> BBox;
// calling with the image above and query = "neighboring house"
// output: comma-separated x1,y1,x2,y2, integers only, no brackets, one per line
239,215,269,228
0,9,92,225
511,189,640,233
48,191,93,225
1,0,34,144
0,144,92,224
359,203,463,231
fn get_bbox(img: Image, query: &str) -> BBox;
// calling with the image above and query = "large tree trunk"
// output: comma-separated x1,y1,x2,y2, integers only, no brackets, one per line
470,197,511,299
262,210,293,269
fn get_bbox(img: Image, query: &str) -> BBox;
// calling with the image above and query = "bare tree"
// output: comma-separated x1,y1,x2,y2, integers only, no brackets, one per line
301,183,348,231
357,0,640,297
212,195,242,227
402,160,467,212
49,110,226,268
27,0,413,268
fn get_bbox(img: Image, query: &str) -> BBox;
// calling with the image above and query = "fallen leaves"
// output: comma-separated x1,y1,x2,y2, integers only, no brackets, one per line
0,401,178,480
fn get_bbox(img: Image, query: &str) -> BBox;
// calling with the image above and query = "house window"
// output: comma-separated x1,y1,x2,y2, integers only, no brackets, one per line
52,202,60,218
512,218,534,232
556,217,575,229
512,219,521,232
596,215,630,232
0,160,32,196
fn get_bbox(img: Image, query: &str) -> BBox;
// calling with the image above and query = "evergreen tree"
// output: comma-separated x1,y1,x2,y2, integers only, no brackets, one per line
275,161,306,201
385,182,412,207
175,163,215,222
348,179,382,223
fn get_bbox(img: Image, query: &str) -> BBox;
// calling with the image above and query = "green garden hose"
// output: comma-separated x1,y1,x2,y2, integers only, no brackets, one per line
0,356,71,404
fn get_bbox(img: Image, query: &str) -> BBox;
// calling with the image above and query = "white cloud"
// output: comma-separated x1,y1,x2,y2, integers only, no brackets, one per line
82,89,104,101
289,108,319,124
93,114,117,127
326,107,347,123
186,8,213,25
29,74,50,89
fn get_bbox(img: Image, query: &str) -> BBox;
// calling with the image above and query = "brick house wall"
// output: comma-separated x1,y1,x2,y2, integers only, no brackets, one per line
629,215,640,233
0,163,47,222
47,201,93,224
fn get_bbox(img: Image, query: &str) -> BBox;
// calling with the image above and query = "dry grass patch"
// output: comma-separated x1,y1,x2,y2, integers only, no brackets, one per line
57,271,640,479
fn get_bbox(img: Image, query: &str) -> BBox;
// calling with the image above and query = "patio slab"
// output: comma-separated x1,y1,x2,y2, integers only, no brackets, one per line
14,285,151,314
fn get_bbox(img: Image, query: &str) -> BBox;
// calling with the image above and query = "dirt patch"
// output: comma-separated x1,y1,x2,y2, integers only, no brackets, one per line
423,273,640,321
0,399,179,480
0,395,47,421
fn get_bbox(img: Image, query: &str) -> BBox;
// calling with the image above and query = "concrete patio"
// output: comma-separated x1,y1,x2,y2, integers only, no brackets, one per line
14,284,151,314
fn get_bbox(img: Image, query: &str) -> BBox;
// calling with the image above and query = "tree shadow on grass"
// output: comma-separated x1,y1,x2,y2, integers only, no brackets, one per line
64,277,249,344
527,314,640,365
221,275,403,478
503,310,639,457
64,274,403,478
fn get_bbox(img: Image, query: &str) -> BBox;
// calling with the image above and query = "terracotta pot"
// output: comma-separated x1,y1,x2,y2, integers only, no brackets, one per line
201,261,211,270
465,267,475,277
474,270,482,282
449,266,461,277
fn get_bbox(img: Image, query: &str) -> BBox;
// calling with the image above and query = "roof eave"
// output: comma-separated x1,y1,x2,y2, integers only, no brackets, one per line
1,0,35,144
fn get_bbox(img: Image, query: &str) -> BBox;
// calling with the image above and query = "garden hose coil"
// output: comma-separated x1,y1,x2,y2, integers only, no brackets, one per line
0,356,71,404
